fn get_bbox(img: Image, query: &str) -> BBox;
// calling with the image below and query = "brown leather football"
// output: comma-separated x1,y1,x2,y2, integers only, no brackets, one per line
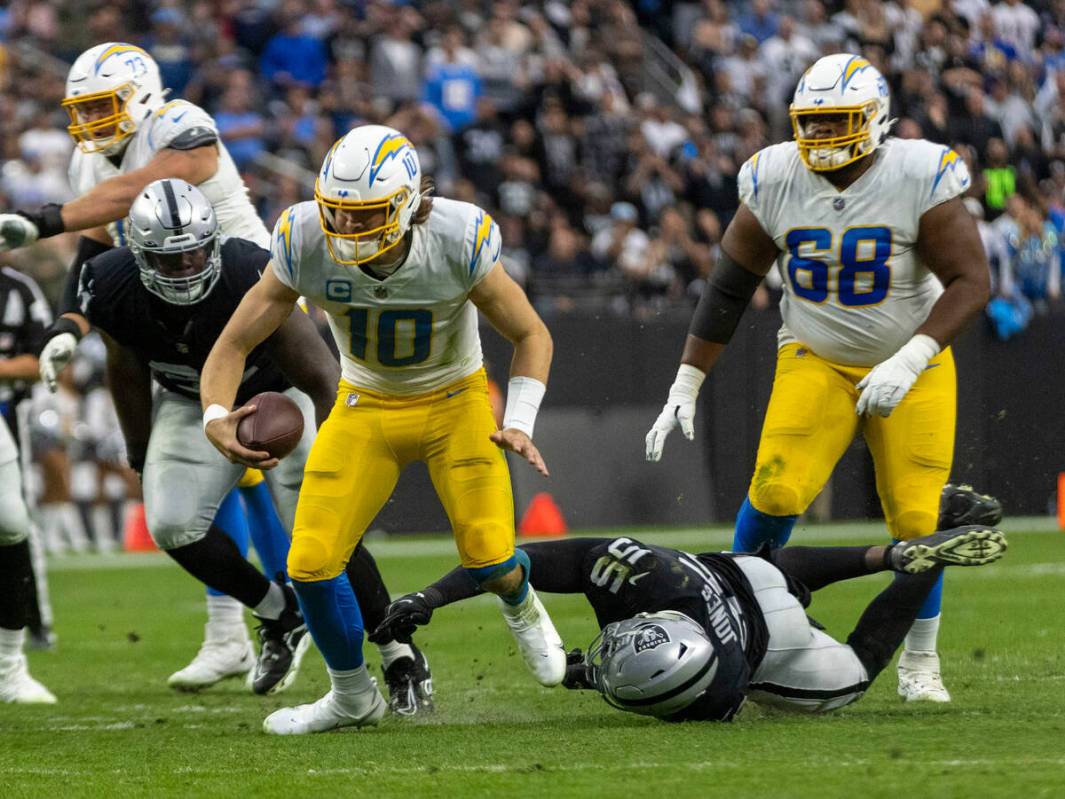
236,392,304,459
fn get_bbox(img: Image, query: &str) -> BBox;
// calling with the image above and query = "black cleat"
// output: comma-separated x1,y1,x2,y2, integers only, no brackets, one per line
892,525,1008,574
251,582,311,696
938,483,1003,529
382,643,434,716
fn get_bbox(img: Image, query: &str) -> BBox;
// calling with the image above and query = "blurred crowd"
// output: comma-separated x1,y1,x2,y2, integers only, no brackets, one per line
2,0,1065,323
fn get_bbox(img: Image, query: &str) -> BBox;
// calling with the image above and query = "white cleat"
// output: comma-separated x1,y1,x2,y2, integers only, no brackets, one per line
898,650,951,703
498,587,567,687
168,624,254,692
263,688,386,735
0,655,57,704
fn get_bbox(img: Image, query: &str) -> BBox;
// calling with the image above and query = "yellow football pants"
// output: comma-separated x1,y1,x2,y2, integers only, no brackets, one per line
288,369,515,581
748,343,956,540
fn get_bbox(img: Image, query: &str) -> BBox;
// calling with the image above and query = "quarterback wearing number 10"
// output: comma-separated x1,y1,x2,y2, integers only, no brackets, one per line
646,54,990,703
202,124,565,734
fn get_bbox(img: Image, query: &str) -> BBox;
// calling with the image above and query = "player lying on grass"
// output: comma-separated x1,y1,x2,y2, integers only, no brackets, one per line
372,487,1005,721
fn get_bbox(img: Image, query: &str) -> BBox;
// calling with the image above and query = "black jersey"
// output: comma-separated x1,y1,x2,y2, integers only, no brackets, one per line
77,238,287,404
579,537,770,721
0,267,52,436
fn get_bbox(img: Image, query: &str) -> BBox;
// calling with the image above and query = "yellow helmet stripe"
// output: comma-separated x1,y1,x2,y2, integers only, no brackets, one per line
368,133,412,187
93,44,149,74
841,56,871,90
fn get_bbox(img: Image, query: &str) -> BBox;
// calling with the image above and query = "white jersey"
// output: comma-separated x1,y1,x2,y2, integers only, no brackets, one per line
68,99,269,248
270,197,502,395
738,137,971,366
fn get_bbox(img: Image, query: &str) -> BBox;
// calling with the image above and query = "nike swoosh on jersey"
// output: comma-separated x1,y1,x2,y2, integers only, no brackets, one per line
446,387,467,399
925,363,941,371
628,572,650,586
171,111,187,123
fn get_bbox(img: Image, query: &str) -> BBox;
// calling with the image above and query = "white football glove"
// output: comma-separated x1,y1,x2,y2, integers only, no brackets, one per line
0,213,41,253
645,364,706,462
39,332,78,393
855,334,940,417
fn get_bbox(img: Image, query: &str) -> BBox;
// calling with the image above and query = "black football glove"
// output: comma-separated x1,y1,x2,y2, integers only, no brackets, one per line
368,592,433,644
562,648,597,690
938,483,1004,529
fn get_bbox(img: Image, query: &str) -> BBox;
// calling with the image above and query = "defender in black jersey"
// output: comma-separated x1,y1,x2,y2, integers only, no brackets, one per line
373,509,1005,720
75,179,433,710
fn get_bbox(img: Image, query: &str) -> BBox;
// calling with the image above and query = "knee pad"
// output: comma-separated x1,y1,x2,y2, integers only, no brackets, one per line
145,508,208,550
288,534,342,582
749,482,805,518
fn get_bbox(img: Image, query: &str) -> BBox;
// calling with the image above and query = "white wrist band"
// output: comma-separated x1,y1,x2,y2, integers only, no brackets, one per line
502,376,546,438
669,364,706,401
202,404,229,432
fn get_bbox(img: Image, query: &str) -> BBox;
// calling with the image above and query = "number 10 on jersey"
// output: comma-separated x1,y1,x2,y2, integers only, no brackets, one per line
345,308,433,366
785,226,892,307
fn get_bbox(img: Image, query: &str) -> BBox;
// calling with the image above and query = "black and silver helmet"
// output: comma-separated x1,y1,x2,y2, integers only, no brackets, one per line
127,178,221,305
590,610,719,718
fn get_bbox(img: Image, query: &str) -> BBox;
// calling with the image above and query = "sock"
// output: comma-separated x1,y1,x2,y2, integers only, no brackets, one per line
291,572,365,670
345,544,392,636
464,551,530,606
768,545,873,592
733,497,797,552
206,594,245,629
377,640,415,669
905,614,941,653
207,490,252,598
846,568,941,680
327,664,376,705
166,525,271,608
502,548,531,606
0,539,33,630
253,581,286,620
240,481,290,581
0,626,24,659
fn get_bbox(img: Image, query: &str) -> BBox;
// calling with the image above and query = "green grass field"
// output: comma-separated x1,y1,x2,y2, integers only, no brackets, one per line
2,521,1063,799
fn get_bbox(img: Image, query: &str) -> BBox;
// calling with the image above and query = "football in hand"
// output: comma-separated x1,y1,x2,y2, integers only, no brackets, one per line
236,392,304,459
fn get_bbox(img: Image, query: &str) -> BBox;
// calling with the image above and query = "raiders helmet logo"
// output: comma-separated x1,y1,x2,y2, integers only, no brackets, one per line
632,624,670,653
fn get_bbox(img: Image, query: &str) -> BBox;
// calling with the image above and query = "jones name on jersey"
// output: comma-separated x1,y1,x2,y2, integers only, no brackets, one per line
739,137,971,366
270,197,502,395
77,238,288,403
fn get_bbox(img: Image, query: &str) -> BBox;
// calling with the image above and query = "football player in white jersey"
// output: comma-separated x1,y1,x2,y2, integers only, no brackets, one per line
645,54,990,703
201,124,566,734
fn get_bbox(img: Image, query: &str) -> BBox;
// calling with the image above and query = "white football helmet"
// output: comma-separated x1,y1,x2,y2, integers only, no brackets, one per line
314,125,423,266
790,53,892,172
62,43,166,156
